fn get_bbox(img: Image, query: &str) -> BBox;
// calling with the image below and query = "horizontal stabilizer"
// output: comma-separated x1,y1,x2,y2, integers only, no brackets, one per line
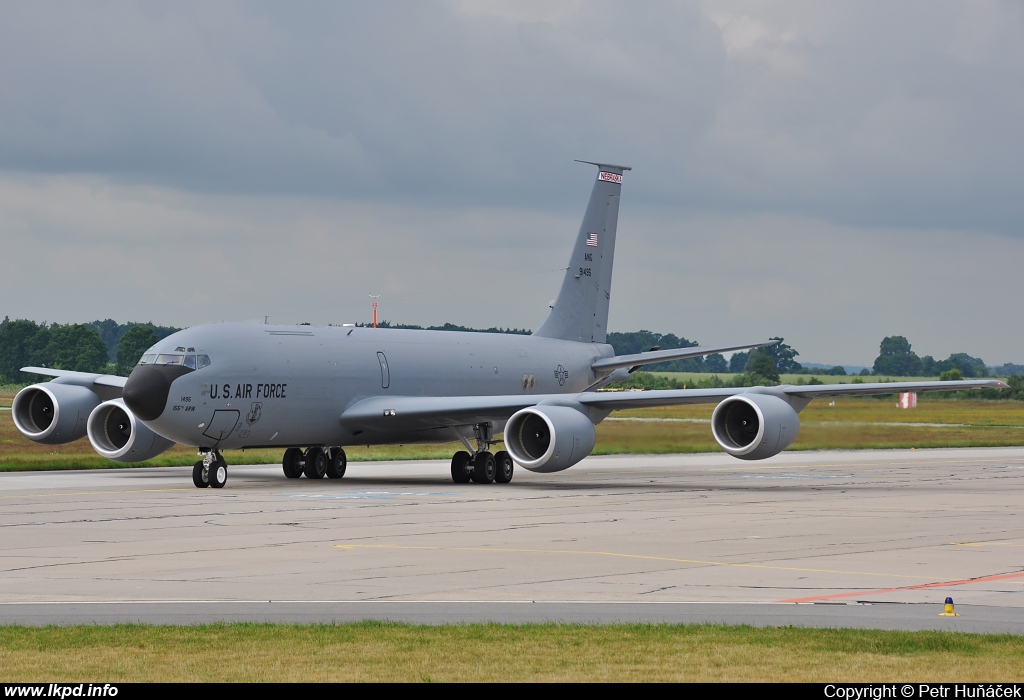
591,340,776,373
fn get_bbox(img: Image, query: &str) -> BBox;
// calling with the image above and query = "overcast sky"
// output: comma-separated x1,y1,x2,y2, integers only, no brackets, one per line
1,1,1022,365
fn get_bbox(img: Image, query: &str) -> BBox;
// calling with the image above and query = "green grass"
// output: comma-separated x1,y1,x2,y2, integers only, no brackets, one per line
1,623,1022,682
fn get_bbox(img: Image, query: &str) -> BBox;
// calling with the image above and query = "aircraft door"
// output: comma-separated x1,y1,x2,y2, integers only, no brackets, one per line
377,352,390,389
202,410,240,442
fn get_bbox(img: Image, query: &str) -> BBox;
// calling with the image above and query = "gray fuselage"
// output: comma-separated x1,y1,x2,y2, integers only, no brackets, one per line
139,323,614,451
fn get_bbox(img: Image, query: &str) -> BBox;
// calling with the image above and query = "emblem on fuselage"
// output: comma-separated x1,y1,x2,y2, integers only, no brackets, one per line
554,365,569,386
246,402,263,426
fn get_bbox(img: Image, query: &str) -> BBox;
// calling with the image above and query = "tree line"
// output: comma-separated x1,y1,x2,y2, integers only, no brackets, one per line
872,335,992,378
2,318,1019,401
0,318,179,383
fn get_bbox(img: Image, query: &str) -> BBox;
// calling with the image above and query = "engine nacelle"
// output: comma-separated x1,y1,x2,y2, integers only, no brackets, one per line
711,393,800,460
504,404,597,473
87,399,175,463
12,382,101,445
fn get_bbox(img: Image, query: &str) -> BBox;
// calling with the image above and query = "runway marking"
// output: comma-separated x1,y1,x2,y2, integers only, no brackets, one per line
0,487,196,499
625,456,1024,475
332,544,938,581
0,481,287,499
739,473,860,480
781,571,1024,603
0,599,851,606
952,542,1024,548
283,491,458,500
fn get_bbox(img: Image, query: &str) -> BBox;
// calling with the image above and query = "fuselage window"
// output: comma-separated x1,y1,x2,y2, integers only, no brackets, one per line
197,355,211,369
156,354,185,365
184,354,197,370
139,354,157,365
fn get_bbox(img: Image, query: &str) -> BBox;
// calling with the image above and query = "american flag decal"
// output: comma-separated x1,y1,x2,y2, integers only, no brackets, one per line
585,232,598,247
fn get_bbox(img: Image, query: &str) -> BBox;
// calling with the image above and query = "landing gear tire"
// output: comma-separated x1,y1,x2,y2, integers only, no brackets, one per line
209,456,228,489
192,461,209,488
304,447,327,479
326,447,347,479
451,451,472,484
471,451,496,484
282,447,304,479
494,451,514,484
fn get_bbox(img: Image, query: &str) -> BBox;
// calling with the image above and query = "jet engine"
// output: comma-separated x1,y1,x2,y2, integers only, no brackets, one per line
87,399,175,463
12,382,101,445
504,404,597,473
711,393,800,460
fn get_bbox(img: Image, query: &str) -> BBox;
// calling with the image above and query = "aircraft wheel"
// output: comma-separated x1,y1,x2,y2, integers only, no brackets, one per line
192,461,209,488
282,448,304,479
326,447,347,479
451,451,472,484
494,451,514,484
471,451,496,484
209,457,228,489
303,447,327,479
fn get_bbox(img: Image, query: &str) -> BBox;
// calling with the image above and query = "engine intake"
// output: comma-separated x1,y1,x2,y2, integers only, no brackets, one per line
504,404,596,473
87,399,175,463
711,393,800,460
12,382,100,445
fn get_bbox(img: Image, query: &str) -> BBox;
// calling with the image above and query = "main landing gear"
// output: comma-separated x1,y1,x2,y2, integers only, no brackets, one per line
282,447,347,480
193,450,227,489
450,423,515,485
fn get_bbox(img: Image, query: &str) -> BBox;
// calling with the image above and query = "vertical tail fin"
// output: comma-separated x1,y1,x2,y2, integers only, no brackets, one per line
534,161,631,343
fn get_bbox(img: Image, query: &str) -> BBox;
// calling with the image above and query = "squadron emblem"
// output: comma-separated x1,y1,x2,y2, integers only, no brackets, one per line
246,402,263,426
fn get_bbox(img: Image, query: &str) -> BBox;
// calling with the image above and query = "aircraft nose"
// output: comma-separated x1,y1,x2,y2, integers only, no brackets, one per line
123,364,193,421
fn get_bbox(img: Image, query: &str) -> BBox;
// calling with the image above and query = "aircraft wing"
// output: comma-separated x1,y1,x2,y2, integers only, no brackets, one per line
340,378,1006,432
591,340,775,372
20,366,128,389
576,378,1007,411
340,395,543,431
778,379,1007,399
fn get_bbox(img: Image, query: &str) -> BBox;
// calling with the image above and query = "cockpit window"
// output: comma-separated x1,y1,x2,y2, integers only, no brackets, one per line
138,352,210,368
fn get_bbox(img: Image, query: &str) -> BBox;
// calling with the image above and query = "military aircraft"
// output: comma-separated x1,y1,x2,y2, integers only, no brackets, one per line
11,162,1006,488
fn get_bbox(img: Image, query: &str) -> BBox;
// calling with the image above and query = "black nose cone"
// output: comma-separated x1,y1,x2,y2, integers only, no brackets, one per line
123,365,193,421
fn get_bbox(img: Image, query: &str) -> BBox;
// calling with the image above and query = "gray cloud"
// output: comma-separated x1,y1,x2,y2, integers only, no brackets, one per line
1,2,1022,363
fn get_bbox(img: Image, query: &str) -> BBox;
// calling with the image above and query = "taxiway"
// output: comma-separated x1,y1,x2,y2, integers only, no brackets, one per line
1,448,1022,632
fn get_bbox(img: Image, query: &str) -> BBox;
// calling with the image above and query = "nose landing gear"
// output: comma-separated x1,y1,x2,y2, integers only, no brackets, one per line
192,450,227,489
